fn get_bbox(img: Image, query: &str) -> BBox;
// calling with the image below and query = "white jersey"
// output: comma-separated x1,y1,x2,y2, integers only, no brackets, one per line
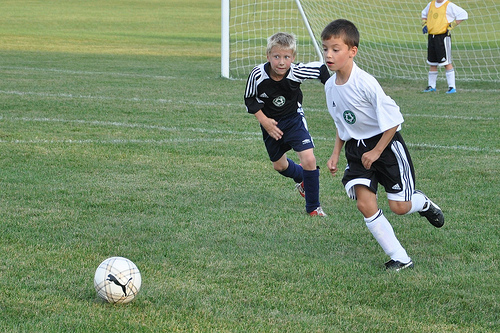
325,62,403,141
421,0,469,22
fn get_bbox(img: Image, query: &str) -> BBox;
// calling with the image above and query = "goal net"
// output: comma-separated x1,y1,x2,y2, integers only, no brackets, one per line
222,0,500,82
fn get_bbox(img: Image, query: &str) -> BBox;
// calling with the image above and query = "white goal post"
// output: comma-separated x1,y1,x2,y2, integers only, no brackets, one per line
221,0,500,82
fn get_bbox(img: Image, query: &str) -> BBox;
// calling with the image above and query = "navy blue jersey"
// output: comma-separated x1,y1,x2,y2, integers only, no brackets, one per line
244,61,330,119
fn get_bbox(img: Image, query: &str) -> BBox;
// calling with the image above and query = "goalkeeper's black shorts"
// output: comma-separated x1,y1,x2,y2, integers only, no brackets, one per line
427,33,452,66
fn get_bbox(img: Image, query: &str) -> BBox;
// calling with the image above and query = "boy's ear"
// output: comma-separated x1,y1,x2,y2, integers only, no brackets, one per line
349,46,358,58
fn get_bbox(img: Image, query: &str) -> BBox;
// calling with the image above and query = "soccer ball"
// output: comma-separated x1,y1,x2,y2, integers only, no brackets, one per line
94,256,142,304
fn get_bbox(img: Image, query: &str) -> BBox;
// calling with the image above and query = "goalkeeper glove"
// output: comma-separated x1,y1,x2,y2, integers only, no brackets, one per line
422,20,428,34
447,21,458,35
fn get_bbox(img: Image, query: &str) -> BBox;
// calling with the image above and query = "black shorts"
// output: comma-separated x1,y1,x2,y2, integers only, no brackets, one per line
342,132,416,202
262,111,315,162
427,33,452,66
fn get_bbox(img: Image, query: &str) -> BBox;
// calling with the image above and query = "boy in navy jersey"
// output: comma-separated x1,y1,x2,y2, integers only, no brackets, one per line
322,19,444,270
244,32,330,216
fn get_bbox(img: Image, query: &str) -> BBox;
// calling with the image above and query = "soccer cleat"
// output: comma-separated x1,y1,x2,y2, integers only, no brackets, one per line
385,259,414,271
309,206,327,217
415,190,444,228
295,182,305,198
423,86,436,92
446,87,457,94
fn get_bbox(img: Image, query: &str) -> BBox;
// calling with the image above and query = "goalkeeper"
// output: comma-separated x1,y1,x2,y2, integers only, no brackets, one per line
421,0,468,94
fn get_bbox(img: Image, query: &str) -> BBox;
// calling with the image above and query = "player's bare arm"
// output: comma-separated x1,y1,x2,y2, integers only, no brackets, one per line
254,110,283,140
361,125,398,170
327,131,345,176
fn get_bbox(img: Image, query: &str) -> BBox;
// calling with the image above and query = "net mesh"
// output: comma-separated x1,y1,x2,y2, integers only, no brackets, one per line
228,0,500,82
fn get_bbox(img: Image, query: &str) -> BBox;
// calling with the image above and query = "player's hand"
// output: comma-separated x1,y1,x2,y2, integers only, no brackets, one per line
422,20,428,34
447,21,458,35
361,150,381,170
327,156,339,177
261,118,283,140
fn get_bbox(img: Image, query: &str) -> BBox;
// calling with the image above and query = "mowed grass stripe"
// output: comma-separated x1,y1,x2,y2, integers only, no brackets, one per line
0,90,496,121
2,116,498,153
2,64,500,92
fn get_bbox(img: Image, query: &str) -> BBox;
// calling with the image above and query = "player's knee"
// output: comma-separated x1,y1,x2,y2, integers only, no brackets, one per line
389,201,411,215
273,163,286,172
356,200,377,217
272,156,289,172
298,154,316,170
356,200,366,213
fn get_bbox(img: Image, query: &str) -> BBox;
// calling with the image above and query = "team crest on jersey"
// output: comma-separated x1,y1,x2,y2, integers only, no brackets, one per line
273,96,286,107
343,110,356,124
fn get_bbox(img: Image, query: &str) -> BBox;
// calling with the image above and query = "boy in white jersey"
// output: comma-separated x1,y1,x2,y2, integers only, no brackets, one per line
421,0,468,93
321,19,444,271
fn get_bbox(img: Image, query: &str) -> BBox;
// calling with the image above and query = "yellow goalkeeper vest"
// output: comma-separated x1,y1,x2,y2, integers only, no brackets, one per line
427,1,450,34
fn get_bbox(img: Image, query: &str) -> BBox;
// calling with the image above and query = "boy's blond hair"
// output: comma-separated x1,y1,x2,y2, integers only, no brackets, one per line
266,32,297,56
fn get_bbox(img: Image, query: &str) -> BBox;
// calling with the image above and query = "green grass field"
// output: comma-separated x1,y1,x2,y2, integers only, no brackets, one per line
1,1,499,332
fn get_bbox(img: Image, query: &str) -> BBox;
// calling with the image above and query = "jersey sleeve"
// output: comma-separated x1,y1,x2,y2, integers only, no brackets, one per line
421,2,431,19
318,64,331,84
448,3,468,21
244,66,265,114
292,62,331,84
363,75,404,132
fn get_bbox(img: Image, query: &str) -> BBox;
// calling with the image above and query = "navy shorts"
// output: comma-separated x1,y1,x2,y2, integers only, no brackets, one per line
342,132,416,202
262,111,315,162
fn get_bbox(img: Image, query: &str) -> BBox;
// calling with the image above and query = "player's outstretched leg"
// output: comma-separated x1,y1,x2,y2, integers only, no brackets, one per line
414,190,444,228
278,158,303,183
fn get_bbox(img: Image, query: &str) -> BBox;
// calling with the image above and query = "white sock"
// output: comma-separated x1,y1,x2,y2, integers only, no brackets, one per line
406,192,427,215
365,210,411,263
446,69,456,88
428,71,438,88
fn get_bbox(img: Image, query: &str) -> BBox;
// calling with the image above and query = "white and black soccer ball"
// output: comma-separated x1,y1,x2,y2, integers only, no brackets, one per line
94,256,142,304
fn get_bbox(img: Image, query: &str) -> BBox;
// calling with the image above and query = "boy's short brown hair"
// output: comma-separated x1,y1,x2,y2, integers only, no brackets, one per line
321,19,359,49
